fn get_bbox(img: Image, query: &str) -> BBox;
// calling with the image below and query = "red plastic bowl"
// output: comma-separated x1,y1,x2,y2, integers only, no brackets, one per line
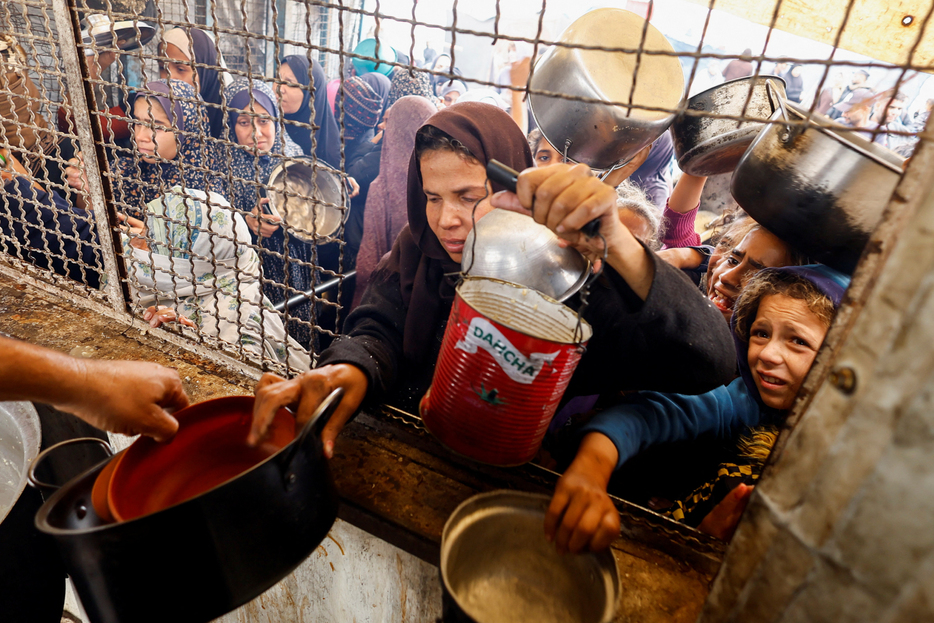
106,396,295,522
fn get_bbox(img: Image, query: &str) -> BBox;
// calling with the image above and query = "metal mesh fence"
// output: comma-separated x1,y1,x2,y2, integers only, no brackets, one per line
0,0,929,377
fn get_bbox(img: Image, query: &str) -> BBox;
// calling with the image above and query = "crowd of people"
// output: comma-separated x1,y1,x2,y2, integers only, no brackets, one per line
0,13,922,560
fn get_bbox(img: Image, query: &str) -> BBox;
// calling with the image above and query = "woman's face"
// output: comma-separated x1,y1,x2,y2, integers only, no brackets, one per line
234,102,276,152
277,64,305,115
421,148,494,262
747,294,828,411
160,43,197,89
707,227,793,322
132,97,179,163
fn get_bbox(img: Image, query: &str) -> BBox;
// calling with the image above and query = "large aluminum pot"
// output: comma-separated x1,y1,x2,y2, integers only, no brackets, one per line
267,158,346,242
528,8,685,171
461,209,590,302
0,401,40,524
32,391,342,623
731,100,905,273
672,76,786,176
441,490,620,623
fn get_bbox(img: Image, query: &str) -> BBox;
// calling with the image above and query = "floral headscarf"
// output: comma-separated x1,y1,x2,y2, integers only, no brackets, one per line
386,67,438,109
113,79,226,218
224,77,302,214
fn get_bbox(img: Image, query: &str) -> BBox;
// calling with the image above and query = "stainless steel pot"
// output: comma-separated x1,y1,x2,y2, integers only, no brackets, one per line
731,100,905,273
461,209,590,302
528,8,684,171
441,490,619,623
266,158,346,242
672,76,786,176
0,401,40,524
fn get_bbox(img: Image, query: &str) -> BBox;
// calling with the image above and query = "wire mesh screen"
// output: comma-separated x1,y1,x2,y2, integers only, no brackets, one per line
0,0,930,377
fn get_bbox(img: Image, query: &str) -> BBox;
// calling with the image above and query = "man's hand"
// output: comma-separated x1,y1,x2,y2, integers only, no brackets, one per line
57,358,189,442
249,363,369,458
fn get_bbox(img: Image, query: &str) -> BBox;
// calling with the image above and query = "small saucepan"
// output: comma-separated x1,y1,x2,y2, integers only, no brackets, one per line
672,75,787,176
30,391,342,623
441,491,620,623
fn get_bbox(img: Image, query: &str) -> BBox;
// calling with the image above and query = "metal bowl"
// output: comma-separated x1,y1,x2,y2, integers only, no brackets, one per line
266,159,346,242
672,76,786,176
441,490,620,623
462,209,589,302
528,8,685,171
731,101,905,273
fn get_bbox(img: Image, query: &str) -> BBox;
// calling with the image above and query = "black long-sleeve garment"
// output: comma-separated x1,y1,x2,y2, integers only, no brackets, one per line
319,246,736,413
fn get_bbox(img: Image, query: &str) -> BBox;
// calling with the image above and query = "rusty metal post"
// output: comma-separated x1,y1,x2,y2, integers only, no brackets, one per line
49,0,131,316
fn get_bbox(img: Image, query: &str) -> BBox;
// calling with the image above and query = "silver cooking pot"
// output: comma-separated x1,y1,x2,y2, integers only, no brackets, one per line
528,8,685,171
731,99,905,273
441,490,620,623
266,158,346,242
672,76,786,176
0,401,40,524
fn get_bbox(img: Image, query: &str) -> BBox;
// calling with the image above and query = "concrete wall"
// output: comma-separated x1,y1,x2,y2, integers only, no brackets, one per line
215,519,442,623
698,125,934,621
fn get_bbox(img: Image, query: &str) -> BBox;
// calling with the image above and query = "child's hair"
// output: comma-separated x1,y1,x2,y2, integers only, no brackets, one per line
415,124,477,163
527,128,544,154
732,269,836,342
616,181,662,250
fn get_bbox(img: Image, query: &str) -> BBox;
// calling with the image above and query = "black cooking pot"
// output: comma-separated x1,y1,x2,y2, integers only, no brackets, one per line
31,389,342,623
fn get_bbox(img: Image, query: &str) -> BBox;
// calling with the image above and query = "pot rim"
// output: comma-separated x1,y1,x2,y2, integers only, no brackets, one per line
35,396,314,535
440,490,621,623
774,102,905,174
685,73,786,105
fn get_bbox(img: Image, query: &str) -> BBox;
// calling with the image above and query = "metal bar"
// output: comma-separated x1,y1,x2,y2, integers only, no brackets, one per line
274,270,356,313
49,0,130,316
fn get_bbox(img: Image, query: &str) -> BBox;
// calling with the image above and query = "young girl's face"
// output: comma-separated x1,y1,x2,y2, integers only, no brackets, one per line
747,294,829,411
132,97,179,164
234,102,276,152
160,43,197,90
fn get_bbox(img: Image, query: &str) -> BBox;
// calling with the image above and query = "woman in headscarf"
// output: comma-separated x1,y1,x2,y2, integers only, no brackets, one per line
128,187,310,371
160,26,229,139
250,102,735,460
358,72,391,123
277,55,341,167
351,95,437,308
65,79,226,219
112,79,226,218
339,76,385,262
386,67,438,109
224,77,316,348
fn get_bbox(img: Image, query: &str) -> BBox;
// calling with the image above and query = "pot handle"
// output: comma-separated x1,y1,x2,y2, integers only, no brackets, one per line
27,437,113,493
280,387,344,484
766,79,795,140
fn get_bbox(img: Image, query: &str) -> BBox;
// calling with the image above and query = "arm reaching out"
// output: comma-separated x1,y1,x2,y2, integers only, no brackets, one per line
0,336,188,441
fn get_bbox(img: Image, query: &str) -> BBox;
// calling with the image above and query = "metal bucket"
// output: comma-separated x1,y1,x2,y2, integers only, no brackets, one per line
420,278,592,466
440,490,620,623
0,401,40,524
528,8,685,171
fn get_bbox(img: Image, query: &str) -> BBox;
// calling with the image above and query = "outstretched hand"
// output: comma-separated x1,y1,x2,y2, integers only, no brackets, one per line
249,363,369,458
697,483,754,541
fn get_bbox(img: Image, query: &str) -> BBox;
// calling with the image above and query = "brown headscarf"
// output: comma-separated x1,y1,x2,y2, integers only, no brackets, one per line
377,101,532,364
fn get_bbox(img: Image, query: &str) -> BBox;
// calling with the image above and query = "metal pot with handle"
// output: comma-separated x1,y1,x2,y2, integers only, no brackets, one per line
30,391,342,623
528,8,685,173
730,93,905,273
672,75,787,176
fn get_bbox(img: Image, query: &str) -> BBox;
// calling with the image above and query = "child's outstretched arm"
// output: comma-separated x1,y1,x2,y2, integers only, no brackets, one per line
545,432,621,554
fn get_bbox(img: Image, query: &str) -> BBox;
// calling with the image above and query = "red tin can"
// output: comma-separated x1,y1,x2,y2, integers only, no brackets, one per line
420,277,592,466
